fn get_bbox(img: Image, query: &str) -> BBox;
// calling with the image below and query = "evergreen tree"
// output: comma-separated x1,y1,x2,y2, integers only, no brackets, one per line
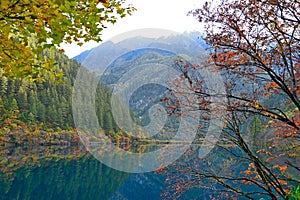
0,48,119,134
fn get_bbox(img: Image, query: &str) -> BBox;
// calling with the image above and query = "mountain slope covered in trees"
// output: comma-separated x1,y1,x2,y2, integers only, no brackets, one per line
0,49,119,145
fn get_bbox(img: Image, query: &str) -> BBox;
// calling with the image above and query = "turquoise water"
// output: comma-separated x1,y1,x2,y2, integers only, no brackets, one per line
0,146,172,200
1,145,288,200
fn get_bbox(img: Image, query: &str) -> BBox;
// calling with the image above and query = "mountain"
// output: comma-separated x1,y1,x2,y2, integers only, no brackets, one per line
72,49,93,64
0,48,119,136
71,32,209,140
72,31,208,74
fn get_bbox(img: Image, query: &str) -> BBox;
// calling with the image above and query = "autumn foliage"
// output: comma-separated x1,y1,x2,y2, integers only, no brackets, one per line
0,0,135,80
158,0,300,199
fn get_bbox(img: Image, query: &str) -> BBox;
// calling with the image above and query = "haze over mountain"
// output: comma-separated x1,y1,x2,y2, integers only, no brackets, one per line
72,32,209,140
72,32,208,74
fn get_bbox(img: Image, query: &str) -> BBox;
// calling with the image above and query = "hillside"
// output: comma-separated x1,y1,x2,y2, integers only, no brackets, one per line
0,49,118,145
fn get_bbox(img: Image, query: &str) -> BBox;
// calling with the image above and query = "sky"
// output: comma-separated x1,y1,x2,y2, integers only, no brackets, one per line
61,0,204,58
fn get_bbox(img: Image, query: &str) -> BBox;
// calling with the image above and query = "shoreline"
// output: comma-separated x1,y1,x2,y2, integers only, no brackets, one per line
0,129,81,147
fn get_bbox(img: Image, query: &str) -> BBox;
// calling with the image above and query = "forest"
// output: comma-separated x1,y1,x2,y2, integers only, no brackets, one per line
0,49,120,145
0,0,299,199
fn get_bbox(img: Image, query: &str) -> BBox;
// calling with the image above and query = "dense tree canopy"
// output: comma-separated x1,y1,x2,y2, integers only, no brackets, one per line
0,0,135,80
0,48,121,146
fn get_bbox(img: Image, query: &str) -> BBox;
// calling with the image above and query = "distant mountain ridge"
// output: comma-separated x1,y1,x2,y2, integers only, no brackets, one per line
73,49,93,64
71,32,210,140
72,32,208,75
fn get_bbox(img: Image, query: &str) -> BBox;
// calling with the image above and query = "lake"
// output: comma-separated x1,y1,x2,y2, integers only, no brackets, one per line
0,145,210,200
2,142,292,200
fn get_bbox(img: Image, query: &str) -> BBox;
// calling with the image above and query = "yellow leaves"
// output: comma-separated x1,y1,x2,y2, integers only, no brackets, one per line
246,100,262,110
101,0,110,8
57,49,65,53
263,112,278,119
0,0,10,10
37,19,44,27
0,0,135,79
24,65,32,72
254,51,261,57
37,0,45,4
253,100,259,108
288,153,298,157
34,27,42,34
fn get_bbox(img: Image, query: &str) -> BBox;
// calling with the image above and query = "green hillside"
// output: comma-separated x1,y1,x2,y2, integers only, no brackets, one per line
0,49,118,145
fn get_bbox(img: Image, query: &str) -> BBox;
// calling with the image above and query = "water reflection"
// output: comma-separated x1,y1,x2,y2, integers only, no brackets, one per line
0,144,245,200
0,146,167,200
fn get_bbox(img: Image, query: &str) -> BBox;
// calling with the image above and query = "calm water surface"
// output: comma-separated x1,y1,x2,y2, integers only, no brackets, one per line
0,145,207,200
